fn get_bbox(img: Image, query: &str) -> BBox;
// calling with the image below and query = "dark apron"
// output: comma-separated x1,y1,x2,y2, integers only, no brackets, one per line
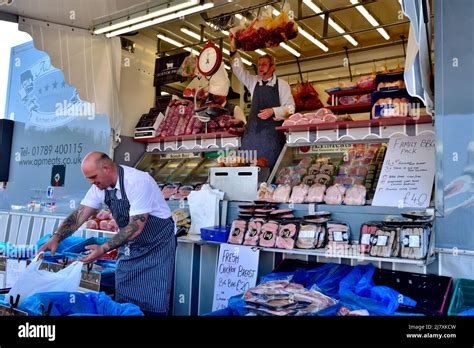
104,166,176,314
240,79,286,170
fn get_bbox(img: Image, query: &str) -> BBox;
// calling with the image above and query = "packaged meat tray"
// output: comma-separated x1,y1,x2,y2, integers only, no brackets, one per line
305,183,326,203
295,222,318,249
324,184,346,205
369,226,400,258
327,222,350,246
228,219,248,245
289,184,310,204
275,220,299,250
243,219,265,246
343,185,367,206
273,184,292,203
258,220,280,248
400,225,431,260
359,222,381,254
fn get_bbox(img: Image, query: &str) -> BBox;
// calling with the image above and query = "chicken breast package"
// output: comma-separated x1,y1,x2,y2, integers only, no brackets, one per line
343,185,367,206
324,184,347,205
273,184,292,203
275,221,299,250
305,183,326,203
289,184,310,204
295,223,318,249
243,219,265,246
258,220,280,248
228,219,248,245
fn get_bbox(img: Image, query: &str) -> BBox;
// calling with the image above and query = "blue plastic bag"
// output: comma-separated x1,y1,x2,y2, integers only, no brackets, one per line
293,263,353,297
35,235,88,256
19,292,143,316
338,264,416,315
258,272,294,284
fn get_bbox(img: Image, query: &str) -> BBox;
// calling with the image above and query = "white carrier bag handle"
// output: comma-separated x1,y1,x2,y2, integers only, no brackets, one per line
6,252,84,305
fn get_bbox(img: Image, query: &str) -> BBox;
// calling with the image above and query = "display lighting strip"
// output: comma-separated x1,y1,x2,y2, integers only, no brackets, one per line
93,0,200,35
272,8,322,54
157,33,200,56
350,0,390,40
103,2,215,38
180,27,253,66
158,32,231,70
302,0,358,47
279,42,301,57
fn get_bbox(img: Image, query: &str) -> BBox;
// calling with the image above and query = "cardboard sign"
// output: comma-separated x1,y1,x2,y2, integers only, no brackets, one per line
372,133,435,208
212,244,259,311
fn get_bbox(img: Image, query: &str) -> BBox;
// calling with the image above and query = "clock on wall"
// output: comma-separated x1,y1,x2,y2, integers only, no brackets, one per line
197,42,222,76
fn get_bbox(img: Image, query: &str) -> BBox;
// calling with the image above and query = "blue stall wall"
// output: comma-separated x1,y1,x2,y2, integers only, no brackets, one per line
1,41,111,215
435,0,474,250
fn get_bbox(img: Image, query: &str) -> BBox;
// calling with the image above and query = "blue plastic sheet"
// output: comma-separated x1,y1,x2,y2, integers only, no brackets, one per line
259,272,294,284
458,309,474,316
338,264,416,315
18,292,143,316
35,235,88,257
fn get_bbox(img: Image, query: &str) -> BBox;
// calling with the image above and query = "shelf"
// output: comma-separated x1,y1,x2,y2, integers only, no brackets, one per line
326,102,372,114
176,237,434,266
134,131,240,143
276,115,433,133
326,86,375,96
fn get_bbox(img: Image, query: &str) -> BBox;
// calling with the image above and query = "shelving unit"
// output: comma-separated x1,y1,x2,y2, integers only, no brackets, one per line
326,86,375,114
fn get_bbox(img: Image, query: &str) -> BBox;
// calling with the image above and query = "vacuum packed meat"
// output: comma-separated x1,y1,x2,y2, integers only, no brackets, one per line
228,219,247,244
258,221,279,248
289,184,310,204
243,219,265,246
273,185,292,203
324,184,346,205
343,185,367,205
305,184,326,203
275,222,298,249
359,223,379,254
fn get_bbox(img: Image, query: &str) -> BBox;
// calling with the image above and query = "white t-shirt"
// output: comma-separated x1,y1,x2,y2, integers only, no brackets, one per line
81,165,171,219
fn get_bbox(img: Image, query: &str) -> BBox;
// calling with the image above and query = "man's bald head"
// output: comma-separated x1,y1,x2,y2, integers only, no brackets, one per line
82,152,117,190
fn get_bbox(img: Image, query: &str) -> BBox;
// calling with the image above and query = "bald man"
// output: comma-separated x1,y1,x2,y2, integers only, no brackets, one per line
39,152,176,316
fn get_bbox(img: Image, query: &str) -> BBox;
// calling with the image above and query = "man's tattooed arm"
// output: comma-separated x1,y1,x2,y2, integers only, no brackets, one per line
53,205,97,241
102,214,148,252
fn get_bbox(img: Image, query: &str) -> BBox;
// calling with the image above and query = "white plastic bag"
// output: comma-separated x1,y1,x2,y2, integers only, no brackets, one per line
187,184,224,234
6,253,83,305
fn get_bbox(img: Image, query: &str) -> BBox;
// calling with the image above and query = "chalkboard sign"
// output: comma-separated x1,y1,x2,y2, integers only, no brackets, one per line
212,244,259,311
372,133,435,208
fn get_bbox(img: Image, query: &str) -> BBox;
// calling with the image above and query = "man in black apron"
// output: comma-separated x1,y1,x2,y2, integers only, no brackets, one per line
39,152,176,316
230,37,295,170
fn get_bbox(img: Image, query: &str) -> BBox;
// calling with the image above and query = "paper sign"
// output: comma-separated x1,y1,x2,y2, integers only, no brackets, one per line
6,259,28,288
212,244,259,311
372,134,435,208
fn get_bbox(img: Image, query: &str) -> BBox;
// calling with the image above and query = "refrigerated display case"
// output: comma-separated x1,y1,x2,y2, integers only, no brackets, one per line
135,152,220,186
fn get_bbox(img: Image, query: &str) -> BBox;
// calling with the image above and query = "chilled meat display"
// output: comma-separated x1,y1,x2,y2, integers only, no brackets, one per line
162,184,180,200
228,219,247,245
357,75,376,89
258,221,279,247
170,186,194,200
282,108,345,127
305,184,326,203
289,184,309,204
275,222,298,249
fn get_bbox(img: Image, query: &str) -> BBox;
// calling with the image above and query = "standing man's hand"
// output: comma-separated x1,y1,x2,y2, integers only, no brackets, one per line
38,234,60,256
258,108,274,120
79,244,106,264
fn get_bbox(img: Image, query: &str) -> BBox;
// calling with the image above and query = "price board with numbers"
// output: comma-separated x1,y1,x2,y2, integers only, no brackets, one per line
372,133,435,208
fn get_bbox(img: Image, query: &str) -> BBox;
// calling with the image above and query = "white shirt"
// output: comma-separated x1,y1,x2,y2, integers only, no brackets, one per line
81,165,171,219
231,54,295,119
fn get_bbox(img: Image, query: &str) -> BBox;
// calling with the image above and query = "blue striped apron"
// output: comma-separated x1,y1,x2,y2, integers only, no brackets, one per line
104,165,176,314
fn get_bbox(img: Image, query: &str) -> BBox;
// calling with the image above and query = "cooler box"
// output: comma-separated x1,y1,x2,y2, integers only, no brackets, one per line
200,226,230,242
